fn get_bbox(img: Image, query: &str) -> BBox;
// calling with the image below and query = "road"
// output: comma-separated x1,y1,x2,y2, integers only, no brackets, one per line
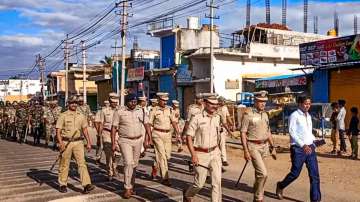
1,130,360,202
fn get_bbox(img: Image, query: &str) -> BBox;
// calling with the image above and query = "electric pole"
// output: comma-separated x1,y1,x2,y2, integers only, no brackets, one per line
116,0,132,106
38,54,46,101
81,41,87,103
206,0,219,93
64,35,69,104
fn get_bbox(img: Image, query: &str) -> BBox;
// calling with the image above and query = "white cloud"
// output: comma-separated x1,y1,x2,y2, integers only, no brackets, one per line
0,35,43,46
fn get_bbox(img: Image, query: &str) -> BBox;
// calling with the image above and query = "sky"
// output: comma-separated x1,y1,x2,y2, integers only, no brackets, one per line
0,0,359,79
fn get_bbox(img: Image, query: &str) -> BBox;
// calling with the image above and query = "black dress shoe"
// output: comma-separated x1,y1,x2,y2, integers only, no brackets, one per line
59,185,67,193
161,179,172,187
83,184,95,194
276,182,284,200
222,161,229,166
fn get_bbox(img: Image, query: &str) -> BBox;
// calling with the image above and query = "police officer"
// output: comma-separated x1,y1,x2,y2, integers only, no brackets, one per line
77,96,92,123
99,93,120,181
31,100,44,145
183,93,204,133
171,100,183,152
217,96,234,167
137,96,149,157
147,92,180,186
94,100,110,164
55,95,95,194
7,101,17,140
111,93,152,198
240,91,276,202
184,93,222,202
149,98,158,112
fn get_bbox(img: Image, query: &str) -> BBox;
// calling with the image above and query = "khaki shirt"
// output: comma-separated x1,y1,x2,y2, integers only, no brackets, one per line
112,107,149,138
186,110,221,148
217,105,230,125
56,110,88,139
77,105,91,118
186,104,203,122
99,107,117,130
94,110,102,123
173,108,180,123
240,108,270,141
149,106,176,130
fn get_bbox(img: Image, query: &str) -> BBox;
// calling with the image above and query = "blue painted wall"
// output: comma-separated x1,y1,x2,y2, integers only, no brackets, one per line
312,69,329,103
159,34,176,101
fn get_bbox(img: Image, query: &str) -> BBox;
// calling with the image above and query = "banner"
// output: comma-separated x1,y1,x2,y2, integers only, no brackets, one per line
300,34,360,66
126,67,144,82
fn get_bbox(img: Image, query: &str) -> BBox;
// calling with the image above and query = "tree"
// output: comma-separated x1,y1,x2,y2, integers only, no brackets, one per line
99,55,113,67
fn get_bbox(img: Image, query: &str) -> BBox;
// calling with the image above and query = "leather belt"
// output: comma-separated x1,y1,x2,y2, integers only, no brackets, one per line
121,135,142,140
62,137,84,142
194,146,217,153
154,128,170,133
103,128,112,133
248,139,268,144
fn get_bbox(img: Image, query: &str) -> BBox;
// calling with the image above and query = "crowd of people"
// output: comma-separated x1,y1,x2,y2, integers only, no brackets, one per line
2,90,357,202
330,99,359,159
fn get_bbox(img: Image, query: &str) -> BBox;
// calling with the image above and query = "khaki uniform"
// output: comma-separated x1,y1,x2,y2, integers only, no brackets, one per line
94,109,103,160
99,106,119,176
217,105,230,162
172,108,182,149
44,106,62,144
136,105,148,153
56,110,91,187
186,104,203,122
185,110,222,202
112,107,149,189
241,108,270,201
149,106,176,180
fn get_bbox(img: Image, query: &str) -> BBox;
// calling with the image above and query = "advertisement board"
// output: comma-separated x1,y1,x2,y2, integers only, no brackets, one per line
127,67,144,82
300,34,360,66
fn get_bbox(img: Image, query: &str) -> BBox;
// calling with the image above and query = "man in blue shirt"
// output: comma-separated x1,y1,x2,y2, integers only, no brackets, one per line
276,96,321,202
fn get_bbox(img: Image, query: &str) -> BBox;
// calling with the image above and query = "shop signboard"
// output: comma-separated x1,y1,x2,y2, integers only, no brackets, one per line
127,67,144,82
300,34,360,66
256,76,307,88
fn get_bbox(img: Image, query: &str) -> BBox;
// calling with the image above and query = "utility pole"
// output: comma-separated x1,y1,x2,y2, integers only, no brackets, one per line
38,54,46,101
64,35,69,104
206,0,219,93
304,0,308,33
116,0,132,106
81,41,87,103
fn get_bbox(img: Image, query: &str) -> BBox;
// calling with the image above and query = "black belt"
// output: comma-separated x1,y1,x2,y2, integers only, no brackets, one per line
154,128,171,133
248,139,268,144
62,137,84,142
121,135,142,140
103,128,112,133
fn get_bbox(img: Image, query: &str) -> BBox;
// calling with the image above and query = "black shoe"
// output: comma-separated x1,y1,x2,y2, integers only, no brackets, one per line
222,161,229,166
83,184,95,194
161,179,172,187
276,182,284,200
59,185,67,193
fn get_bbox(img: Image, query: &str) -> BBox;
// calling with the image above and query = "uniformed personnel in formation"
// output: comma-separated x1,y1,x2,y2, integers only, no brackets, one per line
55,95,95,194
77,96,92,124
171,100,183,152
30,100,44,145
184,93,222,202
240,91,276,202
15,101,29,143
147,92,180,186
98,92,120,181
217,96,234,167
111,93,152,198
94,100,110,164
44,100,63,147
137,96,149,157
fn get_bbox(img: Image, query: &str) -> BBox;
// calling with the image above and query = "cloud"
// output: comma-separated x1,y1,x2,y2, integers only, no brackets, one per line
0,34,43,47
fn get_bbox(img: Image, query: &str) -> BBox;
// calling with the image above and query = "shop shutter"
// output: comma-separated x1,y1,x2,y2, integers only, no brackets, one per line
330,67,360,126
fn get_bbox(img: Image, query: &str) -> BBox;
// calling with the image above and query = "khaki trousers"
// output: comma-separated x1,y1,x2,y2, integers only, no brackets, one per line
45,125,54,144
185,148,222,202
58,140,91,187
119,137,142,189
249,142,269,201
220,130,227,162
331,129,339,151
102,130,119,177
152,131,172,179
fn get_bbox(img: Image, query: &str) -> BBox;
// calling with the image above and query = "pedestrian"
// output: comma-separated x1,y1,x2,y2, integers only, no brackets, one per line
111,93,152,199
171,100,183,152
330,102,339,154
276,95,321,202
240,91,276,202
55,95,95,194
147,92,180,185
99,93,120,181
217,96,234,167
337,99,347,155
348,107,359,160
183,93,222,202
137,96,149,158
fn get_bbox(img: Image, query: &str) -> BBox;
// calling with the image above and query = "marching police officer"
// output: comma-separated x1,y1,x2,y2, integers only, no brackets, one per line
98,93,120,181
240,91,276,202
111,93,151,198
55,95,95,194
94,100,110,164
147,92,180,186
184,93,222,202
171,100,183,152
